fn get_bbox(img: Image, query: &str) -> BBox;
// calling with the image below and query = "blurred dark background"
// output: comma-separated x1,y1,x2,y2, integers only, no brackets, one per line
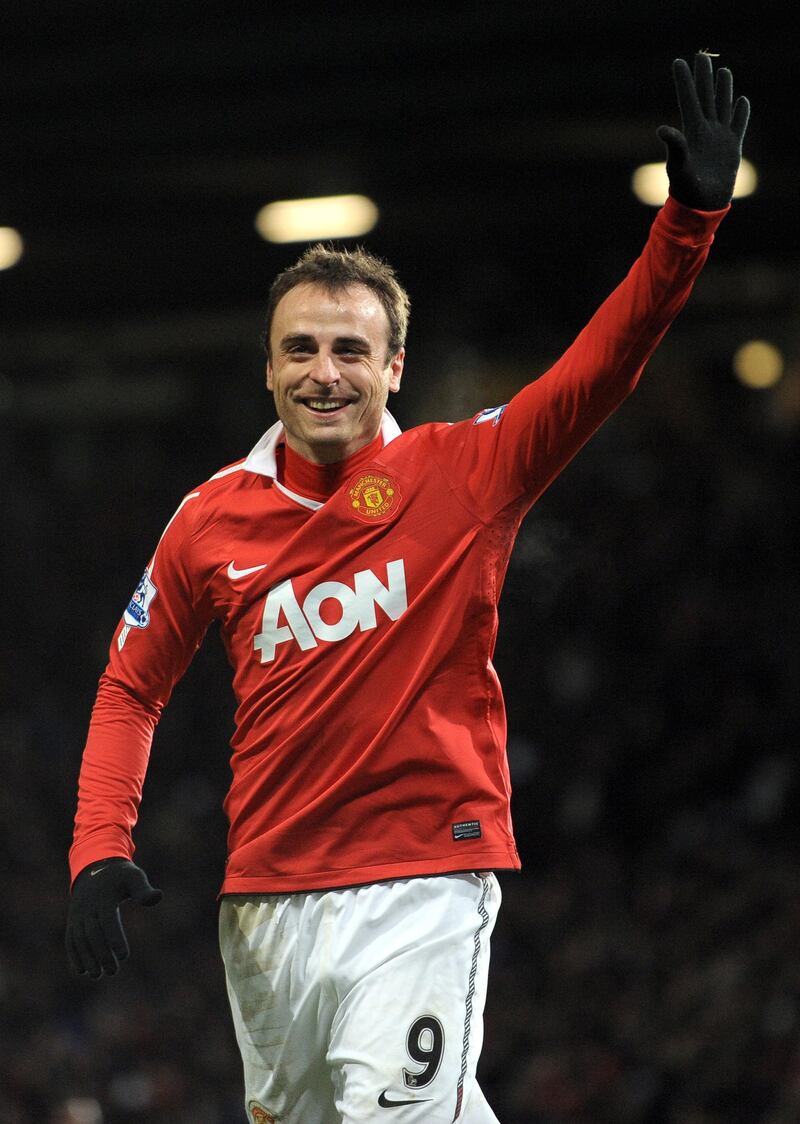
1,2,798,1122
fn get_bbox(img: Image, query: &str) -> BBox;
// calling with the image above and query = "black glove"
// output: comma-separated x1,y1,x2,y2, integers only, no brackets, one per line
65,858,162,979
657,52,750,210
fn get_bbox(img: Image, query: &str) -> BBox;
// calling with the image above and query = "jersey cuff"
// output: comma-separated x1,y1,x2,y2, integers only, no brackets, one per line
69,834,133,888
658,193,730,247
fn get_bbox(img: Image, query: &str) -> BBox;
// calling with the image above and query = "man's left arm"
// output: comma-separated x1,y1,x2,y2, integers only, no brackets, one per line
436,54,750,521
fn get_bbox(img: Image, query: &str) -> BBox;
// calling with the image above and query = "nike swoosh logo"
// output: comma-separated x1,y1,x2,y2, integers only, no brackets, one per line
227,562,269,580
378,1092,433,1108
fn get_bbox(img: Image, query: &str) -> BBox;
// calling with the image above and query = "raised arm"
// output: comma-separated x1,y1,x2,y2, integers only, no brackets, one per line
430,55,751,521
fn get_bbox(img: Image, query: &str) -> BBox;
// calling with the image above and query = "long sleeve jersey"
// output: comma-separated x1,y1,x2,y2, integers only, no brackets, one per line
70,197,727,894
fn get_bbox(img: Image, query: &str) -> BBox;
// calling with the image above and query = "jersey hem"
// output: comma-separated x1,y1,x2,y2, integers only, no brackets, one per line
218,849,521,897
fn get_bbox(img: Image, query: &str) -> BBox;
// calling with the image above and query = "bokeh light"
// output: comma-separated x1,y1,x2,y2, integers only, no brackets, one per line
632,158,758,206
733,339,785,389
255,195,379,243
0,226,24,270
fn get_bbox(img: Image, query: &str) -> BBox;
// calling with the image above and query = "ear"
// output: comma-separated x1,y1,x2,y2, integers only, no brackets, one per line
266,360,274,391
387,348,405,394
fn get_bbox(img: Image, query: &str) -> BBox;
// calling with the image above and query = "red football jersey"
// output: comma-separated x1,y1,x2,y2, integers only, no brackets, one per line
70,198,726,893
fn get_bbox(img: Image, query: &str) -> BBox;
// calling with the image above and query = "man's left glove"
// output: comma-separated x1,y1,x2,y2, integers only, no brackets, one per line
65,858,162,979
657,52,750,211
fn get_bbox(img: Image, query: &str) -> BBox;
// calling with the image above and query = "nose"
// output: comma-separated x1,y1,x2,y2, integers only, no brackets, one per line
309,351,340,386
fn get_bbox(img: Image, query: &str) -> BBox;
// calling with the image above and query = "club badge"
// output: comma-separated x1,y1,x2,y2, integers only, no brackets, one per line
248,1103,278,1124
348,472,401,523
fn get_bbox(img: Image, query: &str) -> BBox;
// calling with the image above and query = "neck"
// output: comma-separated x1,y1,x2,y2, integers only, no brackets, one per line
278,431,384,502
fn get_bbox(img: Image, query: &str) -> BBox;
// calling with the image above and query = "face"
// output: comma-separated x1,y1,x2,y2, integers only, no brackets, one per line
266,282,404,465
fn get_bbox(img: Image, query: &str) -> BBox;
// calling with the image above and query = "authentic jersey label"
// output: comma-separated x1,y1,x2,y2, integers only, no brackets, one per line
452,820,482,841
348,471,400,522
123,571,158,629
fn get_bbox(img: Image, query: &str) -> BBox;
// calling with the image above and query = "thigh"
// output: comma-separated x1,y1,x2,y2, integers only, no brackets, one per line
219,894,341,1124
328,873,501,1123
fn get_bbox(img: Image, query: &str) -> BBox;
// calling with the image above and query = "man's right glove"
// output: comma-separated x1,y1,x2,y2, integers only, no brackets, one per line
65,858,162,979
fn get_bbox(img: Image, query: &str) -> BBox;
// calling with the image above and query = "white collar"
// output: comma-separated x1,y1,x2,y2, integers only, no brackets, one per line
243,409,402,481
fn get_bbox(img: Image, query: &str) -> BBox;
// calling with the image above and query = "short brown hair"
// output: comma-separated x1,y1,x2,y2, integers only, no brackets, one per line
263,244,410,361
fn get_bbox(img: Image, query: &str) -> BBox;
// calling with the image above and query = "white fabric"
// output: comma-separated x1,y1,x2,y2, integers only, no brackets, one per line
219,873,501,1124
243,410,403,482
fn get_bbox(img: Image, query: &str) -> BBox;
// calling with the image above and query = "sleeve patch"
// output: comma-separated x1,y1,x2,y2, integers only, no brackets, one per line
123,571,158,629
472,404,507,427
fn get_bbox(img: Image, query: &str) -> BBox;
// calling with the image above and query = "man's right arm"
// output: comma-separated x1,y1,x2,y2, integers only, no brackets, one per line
66,490,213,978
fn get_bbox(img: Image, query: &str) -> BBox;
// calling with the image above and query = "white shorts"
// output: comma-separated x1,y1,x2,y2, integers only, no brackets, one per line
219,872,501,1124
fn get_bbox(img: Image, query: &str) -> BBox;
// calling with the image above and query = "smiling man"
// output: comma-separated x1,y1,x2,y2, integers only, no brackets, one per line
67,55,749,1124
267,278,405,463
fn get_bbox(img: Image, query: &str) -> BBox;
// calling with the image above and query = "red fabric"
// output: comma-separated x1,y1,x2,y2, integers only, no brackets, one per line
70,197,727,892
280,430,384,502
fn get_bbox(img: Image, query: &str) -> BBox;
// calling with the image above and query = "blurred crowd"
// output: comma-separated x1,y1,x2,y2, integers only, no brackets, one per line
1,317,798,1122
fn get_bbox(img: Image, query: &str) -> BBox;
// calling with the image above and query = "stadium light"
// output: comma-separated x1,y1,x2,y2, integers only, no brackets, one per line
733,339,784,389
631,158,757,207
0,227,24,270
255,194,379,243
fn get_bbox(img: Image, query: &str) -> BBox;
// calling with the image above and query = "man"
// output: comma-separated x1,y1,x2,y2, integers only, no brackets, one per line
66,55,749,1124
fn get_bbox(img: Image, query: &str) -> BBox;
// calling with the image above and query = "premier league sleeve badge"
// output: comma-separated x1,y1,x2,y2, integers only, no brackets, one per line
123,570,158,629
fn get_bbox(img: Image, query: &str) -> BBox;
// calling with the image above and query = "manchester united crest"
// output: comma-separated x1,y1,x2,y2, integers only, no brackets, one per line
348,472,401,523
248,1102,278,1124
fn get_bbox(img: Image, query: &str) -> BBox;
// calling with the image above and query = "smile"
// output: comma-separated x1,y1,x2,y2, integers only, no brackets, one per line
302,399,351,414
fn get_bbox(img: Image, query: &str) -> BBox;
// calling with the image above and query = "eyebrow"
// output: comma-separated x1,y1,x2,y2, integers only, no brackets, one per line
334,335,371,351
279,333,372,352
